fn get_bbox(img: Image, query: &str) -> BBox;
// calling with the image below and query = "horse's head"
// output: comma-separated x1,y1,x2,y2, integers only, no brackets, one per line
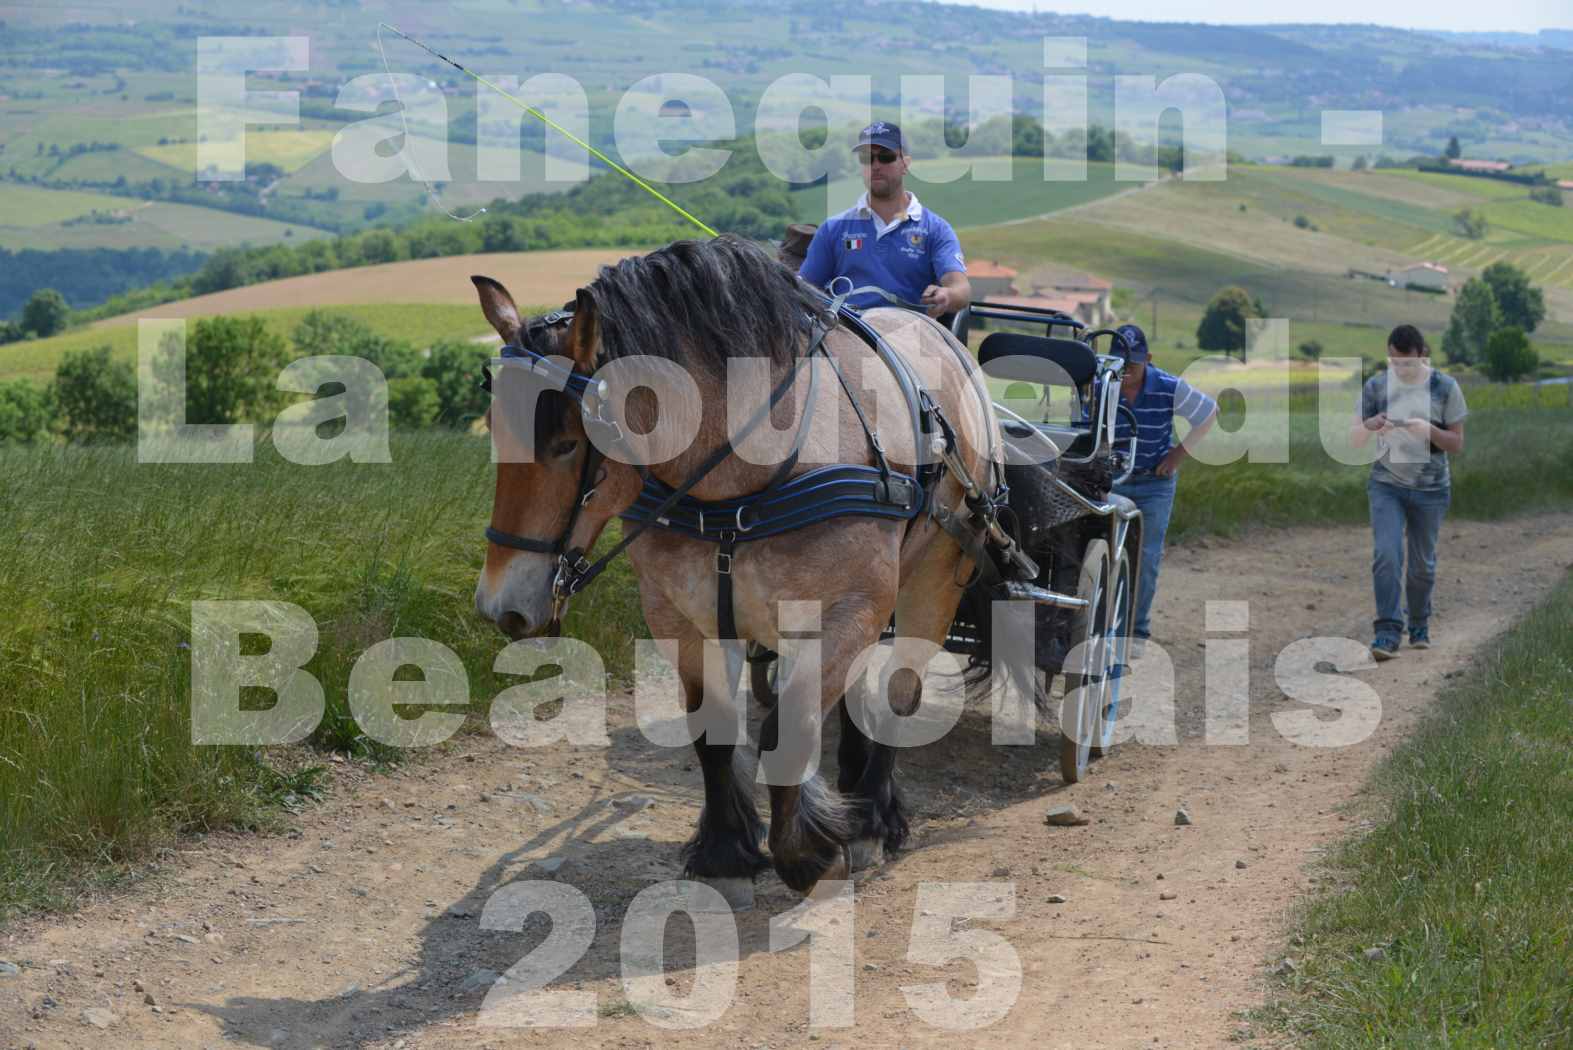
470,275,635,640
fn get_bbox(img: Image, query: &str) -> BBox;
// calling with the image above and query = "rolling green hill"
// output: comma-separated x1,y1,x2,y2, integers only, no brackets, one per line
793,157,1127,228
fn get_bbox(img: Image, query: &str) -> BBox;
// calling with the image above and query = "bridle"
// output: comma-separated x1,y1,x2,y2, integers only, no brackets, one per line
478,308,621,618
479,302,844,625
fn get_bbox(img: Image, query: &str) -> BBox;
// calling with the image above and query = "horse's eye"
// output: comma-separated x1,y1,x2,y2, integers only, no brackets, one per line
550,438,580,459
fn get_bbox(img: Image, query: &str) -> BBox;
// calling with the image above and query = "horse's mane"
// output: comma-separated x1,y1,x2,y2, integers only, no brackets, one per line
583,234,833,376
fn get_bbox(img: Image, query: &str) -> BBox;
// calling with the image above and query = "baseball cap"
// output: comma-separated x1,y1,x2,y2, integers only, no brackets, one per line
1114,323,1150,363
854,121,906,154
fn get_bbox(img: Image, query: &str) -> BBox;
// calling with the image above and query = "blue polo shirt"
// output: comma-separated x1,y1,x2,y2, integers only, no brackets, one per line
1113,364,1217,474
798,193,966,309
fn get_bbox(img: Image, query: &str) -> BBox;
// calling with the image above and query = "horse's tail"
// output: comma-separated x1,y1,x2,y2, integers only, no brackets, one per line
958,581,1055,713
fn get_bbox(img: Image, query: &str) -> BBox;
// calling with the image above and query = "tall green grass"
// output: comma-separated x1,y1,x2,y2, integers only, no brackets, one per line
1266,572,1573,1048
0,432,643,916
1168,381,1573,539
2,388,1569,917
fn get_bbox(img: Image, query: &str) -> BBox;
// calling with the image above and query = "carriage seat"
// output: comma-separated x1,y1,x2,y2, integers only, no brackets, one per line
982,331,1101,459
977,331,1098,388
1000,416,1095,461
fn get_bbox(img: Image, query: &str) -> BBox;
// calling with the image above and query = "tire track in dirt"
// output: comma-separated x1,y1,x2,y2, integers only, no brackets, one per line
3,516,1571,1050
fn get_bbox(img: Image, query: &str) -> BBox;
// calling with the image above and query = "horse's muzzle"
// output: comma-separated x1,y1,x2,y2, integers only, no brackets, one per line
494,610,562,641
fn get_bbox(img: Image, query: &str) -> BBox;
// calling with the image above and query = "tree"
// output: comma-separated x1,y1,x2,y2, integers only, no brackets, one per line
421,340,492,427
1481,326,1538,382
1444,135,1462,160
1085,125,1114,163
21,288,69,337
1196,286,1260,358
291,311,421,379
481,216,525,253
387,376,439,428
170,316,291,425
1440,277,1499,366
0,379,54,443
1479,261,1546,333
1529,185,1564,207
1298,340,1323,360
51,346,137,443
1452,208,1488,240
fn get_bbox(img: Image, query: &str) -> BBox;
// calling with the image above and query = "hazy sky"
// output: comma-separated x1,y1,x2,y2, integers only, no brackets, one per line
961,0,1570,34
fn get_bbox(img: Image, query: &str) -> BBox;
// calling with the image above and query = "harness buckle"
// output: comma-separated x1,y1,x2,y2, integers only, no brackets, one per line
552,553,592,600
715,551,733,575
735,505,756,533
579,486,597,507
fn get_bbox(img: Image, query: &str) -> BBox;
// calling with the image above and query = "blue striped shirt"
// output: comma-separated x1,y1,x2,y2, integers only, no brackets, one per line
1113,364,1217,473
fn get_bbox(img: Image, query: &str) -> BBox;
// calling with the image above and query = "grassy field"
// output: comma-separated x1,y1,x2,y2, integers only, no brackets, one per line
0,183,134,226
0,433,644,917
135,130,337,175
793,157,1127,228
1166,381,1573,540
1265,570,1573,1048
0,195,332,252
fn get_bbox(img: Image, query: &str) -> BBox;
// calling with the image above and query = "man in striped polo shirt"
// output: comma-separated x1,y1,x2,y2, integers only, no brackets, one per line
1110,324,1218,655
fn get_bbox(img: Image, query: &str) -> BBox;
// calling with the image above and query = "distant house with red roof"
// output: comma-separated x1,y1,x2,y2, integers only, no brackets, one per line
1447,158,1512,173
966,259,1018,299
963,259,1114,326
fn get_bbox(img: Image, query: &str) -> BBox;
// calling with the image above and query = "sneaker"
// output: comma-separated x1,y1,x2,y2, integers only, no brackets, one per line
1409,628,1431,650
1371,635,1402,661
1128,637,1148,661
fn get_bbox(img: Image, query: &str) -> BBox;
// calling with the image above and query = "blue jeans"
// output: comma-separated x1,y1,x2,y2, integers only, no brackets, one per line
1368,479,1450,639
1111,471,1177,640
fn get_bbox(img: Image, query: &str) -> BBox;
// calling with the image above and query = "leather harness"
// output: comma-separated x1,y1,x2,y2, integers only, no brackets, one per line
481,293,1004,638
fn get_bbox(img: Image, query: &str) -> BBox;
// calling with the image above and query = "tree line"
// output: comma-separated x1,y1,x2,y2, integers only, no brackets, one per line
0,247,207,327
0,310,496,445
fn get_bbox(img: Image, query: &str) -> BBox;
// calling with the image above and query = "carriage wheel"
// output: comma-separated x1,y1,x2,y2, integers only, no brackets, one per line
1058,538,1111,784
1092,546,1132,758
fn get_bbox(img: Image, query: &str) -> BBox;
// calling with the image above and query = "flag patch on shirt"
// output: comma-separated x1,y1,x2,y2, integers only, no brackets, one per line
843,236,864,251
906,231,925,249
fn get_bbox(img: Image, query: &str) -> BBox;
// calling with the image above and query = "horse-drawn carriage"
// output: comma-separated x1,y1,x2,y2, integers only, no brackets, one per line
747,296,1144,784
949,299,1142,782
473,238,1146,897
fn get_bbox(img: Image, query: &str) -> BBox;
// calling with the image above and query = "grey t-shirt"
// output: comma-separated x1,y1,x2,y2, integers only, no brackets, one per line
1359,368,1468,490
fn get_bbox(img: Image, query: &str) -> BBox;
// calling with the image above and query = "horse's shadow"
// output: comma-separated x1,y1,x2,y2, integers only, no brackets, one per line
190,696,1072,1049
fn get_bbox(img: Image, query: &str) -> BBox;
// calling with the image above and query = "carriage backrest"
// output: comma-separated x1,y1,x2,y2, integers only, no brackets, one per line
977,331,1098,389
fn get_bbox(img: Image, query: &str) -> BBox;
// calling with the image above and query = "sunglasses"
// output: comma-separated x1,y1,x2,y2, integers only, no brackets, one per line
858,149,901,166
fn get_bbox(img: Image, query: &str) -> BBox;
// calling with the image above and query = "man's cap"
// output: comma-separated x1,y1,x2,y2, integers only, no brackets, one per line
777,222,818,271
1114,323,1150,363
854,121,906,154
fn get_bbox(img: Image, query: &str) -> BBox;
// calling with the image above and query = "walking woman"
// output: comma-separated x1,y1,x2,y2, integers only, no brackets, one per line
1349,324,1468,660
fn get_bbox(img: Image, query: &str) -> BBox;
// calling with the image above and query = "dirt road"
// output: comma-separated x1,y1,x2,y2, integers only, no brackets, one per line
4,516,1572,1050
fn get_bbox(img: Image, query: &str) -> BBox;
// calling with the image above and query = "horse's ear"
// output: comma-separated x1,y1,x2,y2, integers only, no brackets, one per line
566,287,598,370
471,275,523,345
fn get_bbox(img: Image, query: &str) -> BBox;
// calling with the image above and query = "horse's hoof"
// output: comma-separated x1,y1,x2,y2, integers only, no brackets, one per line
820,845,850,885
690,877,754,913
849,838,884,871
805,851,853,902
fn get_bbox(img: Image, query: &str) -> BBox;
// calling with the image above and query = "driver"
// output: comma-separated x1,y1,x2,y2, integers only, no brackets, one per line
797,121,971,318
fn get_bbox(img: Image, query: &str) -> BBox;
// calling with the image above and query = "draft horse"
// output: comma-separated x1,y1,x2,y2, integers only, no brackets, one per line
471,236,1002,901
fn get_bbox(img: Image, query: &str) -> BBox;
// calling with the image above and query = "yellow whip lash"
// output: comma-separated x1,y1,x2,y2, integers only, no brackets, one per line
376,22,718,238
